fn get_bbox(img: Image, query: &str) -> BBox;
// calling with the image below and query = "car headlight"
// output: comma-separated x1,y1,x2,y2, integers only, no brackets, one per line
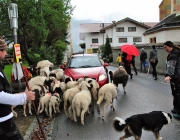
99,73,107,81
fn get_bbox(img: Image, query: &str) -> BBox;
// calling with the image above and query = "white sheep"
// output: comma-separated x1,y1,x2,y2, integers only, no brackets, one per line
39,66,50,77
36,60,54,69
38,93,52,116
59,82,67,93
65,77,84,89
49,93,62,119
84,77,99,113
109,66,128,93
97,83,117,120
50,68,64,81
71,81,91,125
63,84,81,118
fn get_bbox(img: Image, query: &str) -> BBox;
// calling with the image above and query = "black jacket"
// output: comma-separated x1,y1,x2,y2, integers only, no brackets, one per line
0,66,12,117
165,47,180,79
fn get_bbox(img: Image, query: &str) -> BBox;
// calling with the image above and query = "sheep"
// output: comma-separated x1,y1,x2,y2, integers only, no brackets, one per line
59,82,67,93
65,77,84,89
36,60,54,75
109,66,128,93
36,60,54,69
50,68,64,82
71,81,91,125
84,77,99,113
49,93,62,119
39,66,50,77
63,84,81,118
37,93,52,116
97,83,117,120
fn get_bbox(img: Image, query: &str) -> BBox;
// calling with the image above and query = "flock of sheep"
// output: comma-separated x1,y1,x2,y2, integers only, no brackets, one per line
12,60,129,125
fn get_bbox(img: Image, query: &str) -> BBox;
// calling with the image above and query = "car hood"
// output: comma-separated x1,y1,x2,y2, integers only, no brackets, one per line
65,67,103,80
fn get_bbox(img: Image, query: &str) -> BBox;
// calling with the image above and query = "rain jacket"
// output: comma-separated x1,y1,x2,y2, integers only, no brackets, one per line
149,49,158,62
165,47,180,80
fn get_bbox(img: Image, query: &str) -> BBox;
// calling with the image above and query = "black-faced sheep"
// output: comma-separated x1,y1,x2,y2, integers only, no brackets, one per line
109,66,128,93
71,81,91,125
97,83,117,120
50,68,64,82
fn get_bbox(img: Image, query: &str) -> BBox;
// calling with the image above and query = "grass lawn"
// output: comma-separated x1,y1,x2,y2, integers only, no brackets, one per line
4,62,29,82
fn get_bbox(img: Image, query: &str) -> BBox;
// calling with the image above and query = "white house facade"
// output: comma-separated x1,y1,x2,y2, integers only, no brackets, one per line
79,17,153,54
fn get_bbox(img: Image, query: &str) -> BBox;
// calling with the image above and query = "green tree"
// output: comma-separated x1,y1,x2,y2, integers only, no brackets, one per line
104,36,112,62
0,0,74,65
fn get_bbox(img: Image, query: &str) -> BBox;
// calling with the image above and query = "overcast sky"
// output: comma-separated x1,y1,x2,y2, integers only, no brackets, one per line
71,0,162,22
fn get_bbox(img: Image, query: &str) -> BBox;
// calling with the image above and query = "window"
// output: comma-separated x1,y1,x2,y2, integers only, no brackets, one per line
119,38,127,43
133,37,141,42
92,39,98,43
109,38,112,43
128,27,136,32
116,27,124,32
150,37,156,43
92,48,98,53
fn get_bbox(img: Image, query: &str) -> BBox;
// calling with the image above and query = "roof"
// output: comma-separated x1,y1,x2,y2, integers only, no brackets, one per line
100,17,151,32
144,13,180,35
79,23,111,33
143,22,159,27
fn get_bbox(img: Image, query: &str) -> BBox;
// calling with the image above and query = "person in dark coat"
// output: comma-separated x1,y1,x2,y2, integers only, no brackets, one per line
122,52,133,79
164,41,180,120
140,48,147,72
149,45,158,80
130,55,137,75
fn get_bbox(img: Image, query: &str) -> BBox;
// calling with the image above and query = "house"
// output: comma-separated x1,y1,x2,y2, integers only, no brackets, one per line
79,17,156,54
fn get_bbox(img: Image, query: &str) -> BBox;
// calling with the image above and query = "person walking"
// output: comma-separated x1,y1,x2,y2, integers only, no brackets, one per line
163,41,180,120
0,37,35,140
140,48,147,72
116,53,122,66
130,55,137,75
149,45,158,80
122,52,133,79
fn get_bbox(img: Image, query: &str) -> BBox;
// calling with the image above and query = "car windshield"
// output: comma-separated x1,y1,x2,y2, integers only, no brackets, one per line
68,56,102,68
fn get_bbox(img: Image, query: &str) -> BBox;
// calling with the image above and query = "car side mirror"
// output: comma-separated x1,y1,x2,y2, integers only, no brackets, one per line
103,63,109,67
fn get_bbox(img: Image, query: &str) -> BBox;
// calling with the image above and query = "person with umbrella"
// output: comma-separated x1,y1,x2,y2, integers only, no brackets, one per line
122,52,133,79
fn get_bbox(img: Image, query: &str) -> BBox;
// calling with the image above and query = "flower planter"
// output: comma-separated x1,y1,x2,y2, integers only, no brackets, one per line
10,81,26,90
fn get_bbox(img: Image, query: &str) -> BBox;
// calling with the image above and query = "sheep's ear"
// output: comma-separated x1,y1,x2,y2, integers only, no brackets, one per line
87,80,92,84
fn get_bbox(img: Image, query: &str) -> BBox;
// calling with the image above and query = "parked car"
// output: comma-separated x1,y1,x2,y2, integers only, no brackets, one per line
63,54,109,87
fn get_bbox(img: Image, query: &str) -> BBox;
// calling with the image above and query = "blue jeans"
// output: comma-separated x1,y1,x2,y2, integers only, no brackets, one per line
140,60,146,71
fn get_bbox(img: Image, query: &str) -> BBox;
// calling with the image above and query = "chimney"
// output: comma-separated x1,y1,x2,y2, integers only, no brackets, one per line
112,21,116,24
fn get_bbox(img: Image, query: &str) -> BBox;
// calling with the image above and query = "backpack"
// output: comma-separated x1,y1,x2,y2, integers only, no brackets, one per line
141,52,147,61
126,54,132,61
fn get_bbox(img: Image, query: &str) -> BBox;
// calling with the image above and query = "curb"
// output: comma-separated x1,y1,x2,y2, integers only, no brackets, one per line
24,116,55,140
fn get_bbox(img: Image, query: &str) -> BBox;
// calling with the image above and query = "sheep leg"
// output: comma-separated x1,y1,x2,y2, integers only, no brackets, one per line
28,101,33,115
68,106,73,119
53,103,56,113
37,102,41,114
111,99,115,111
56,104,61,113
64,101,69,117
45,104,49,116
72,107,77,123
49,104,53,119
39,102,44,113
81,108,87,125
11,105,17,117
23,102,27,117
97,96,104,114
102,100,110,120
122,85,126,93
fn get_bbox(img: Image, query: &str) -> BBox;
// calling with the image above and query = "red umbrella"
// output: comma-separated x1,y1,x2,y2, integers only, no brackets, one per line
120,44,139,56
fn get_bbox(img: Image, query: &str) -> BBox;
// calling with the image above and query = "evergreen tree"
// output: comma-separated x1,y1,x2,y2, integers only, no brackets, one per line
104,36,112,62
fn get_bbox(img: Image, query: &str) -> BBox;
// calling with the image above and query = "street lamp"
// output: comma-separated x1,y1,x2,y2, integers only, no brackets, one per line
8,3,22,90
8,3,18,43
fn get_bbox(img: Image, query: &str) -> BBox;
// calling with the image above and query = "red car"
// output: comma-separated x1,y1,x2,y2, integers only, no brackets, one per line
63,54,109,87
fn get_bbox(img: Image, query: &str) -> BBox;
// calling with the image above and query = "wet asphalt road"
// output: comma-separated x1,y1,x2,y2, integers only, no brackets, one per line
51,65,180,140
